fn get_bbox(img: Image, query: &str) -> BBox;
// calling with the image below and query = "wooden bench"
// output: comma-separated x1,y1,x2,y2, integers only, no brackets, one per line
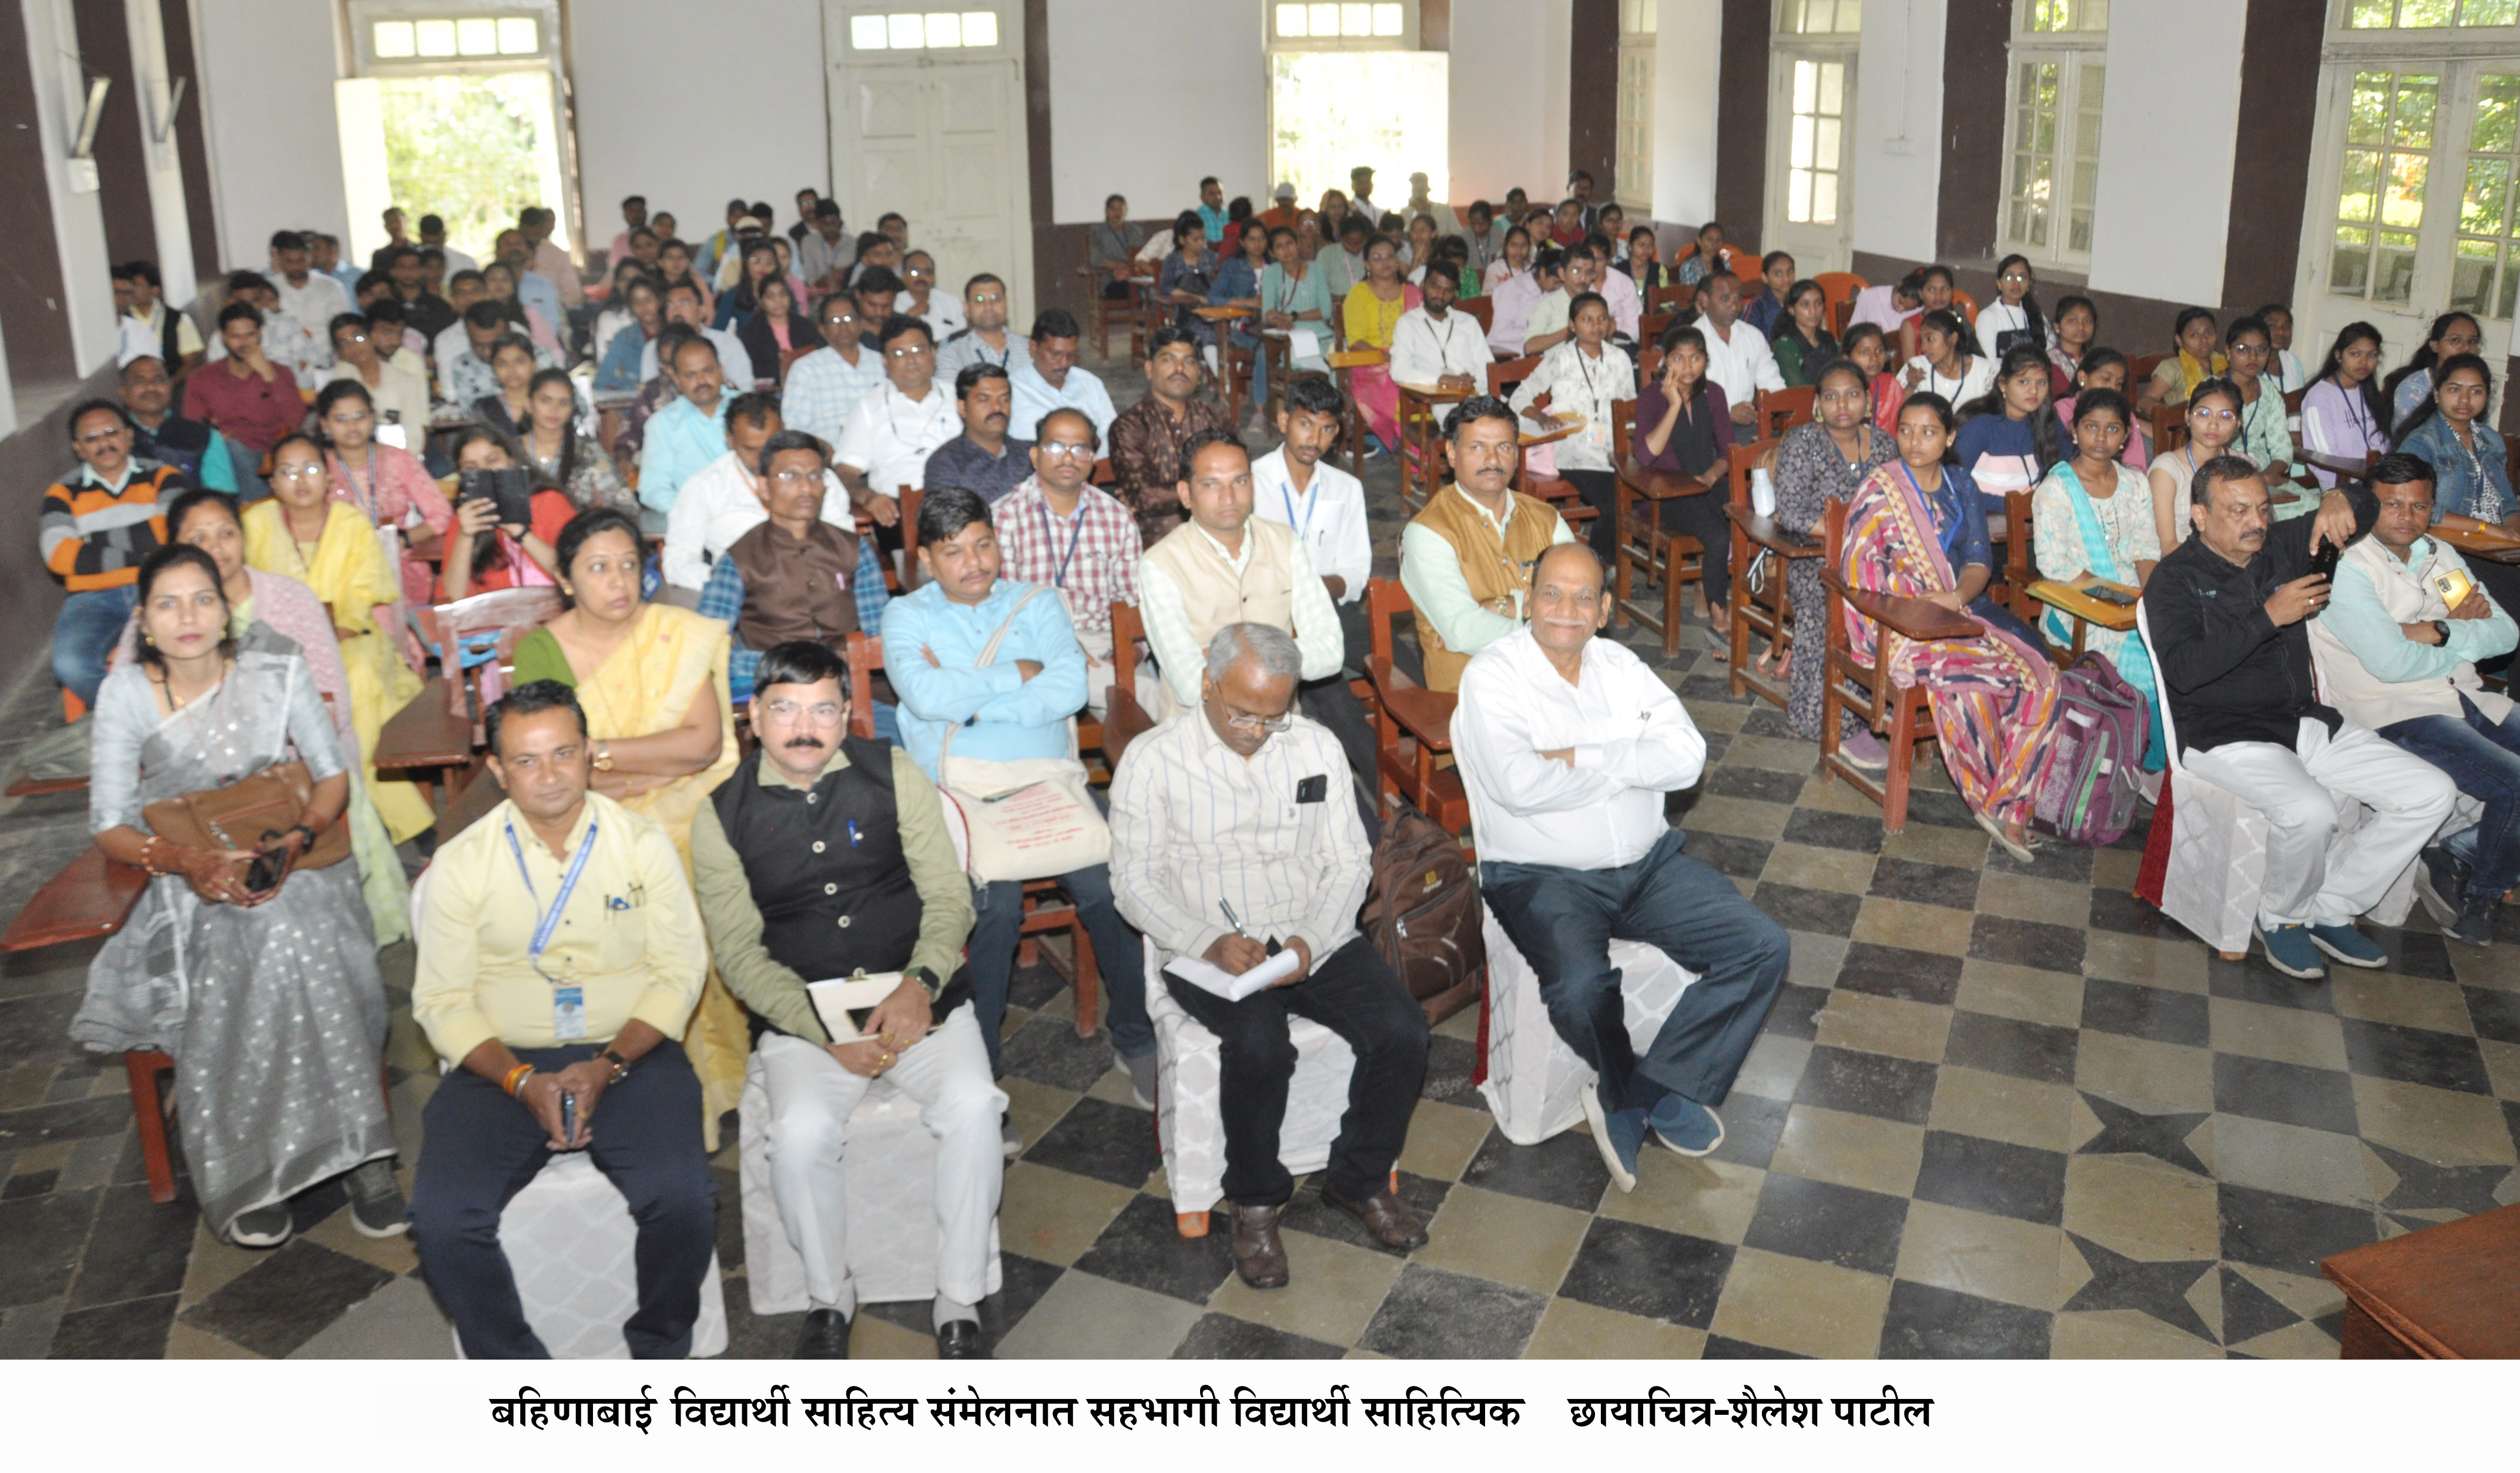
2322,1203,2520,1358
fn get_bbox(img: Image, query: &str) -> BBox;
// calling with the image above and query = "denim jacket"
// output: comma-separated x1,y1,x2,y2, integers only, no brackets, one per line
2404,414,2514,526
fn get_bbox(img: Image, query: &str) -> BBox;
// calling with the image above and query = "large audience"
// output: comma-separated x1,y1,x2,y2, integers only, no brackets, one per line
41,168,2518,1359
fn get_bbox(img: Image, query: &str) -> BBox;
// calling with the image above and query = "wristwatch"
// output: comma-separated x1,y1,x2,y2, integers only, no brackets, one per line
2433,620,2451,645
600,1048,630,1083
909,966,943,1004
593,739,614,772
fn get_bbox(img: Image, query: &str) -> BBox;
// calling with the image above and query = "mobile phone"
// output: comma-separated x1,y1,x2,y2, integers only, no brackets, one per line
2084,585,2137,608
242,829,288,894
559,1091,577,1143
2306,541,2341,583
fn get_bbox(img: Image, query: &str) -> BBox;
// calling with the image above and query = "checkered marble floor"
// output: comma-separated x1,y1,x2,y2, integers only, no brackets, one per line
5,353,2518,1359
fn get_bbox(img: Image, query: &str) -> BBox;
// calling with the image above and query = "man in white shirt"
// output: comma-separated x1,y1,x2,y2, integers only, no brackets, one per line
1348,165,1387,227
833,315,959,535
1248,376,1372,659
933,273,1032,381
417,214,479,277
1008,311,1118,443
1695,273,1785,430
1108,622,1430,1290
894,251,967,340
1486,248,1560,357
639,280,758,388
1455,542,1789,1191
264,231,350,370
1388,265,1494,430
780,295,888,449
659,401,858,596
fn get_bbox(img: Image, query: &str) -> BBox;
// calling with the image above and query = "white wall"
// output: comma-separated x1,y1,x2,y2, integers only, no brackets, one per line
1045,0,1265,222
22,0,120,374
192,0,346,274
1849,0,1943,263
2084,0,2242,306
1447,0,1570,210
570,0,832,246
1651,0,1719,226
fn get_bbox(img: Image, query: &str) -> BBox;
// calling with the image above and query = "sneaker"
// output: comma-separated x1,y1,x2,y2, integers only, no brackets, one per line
1576,1084,1640,1193
227,1202,293,1249
2449,895,2498,948
2257,923,2327,979
1839,729,1890,771
343,1159,409,1239
2307,922,2389,969
1120,1048,1158,1110
1646,1094,1725,1157
1000,1112,1023,1161
2415,845,2472,931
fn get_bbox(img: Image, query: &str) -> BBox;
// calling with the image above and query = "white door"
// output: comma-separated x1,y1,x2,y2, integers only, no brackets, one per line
825,3,1035,325
1765,46,1856,272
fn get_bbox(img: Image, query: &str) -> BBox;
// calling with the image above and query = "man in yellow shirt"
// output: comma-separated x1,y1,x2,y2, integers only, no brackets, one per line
409,681,715,1359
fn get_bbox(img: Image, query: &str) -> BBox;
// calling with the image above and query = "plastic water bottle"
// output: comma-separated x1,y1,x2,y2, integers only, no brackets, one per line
1751,465,1778,519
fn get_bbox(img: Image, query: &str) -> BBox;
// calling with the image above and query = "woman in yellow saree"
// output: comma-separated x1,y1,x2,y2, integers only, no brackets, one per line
507,506,748,1146
240,433,436,843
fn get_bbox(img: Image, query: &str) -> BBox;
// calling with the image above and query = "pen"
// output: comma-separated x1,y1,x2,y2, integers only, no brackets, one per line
1219,898,1252,940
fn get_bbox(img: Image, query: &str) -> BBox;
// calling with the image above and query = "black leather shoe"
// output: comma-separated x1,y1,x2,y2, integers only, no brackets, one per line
795,1307,852,1358
935,1320,988,1358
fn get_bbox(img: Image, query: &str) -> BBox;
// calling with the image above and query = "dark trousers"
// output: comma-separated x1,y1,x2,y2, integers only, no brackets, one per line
972,863,1154,1071
2382,693,2520,898
1162,937,1429,1207
1562,468,1618,562
1660,486,1733,610
410,1040,716,1359
1482,828,1788,1115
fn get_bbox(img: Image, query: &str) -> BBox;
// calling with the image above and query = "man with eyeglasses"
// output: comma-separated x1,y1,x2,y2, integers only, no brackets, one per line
781,293,887,450
880,486,1155,1120
1108,621,1430,1291
689,634,999,1360
1398,395,1573,693
115,354,234,493
42,400,186,706
934,273,1031,381
1007,310,1117,444
665,398,869,598
833,316,960,543
922,364,1034,506
993,407,1141,719
322,313,428,444
694,427,893,730
893,250,967,341
1456,542,1788,1192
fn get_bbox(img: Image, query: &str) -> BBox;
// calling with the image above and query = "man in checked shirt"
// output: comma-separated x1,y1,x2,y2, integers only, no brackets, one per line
991,407,1144,719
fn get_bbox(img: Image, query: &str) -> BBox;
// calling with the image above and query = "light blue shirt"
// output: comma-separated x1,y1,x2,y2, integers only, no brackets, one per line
881,579,1088,782
515,269,565,335
1008,360,1118,444
636,395,731,512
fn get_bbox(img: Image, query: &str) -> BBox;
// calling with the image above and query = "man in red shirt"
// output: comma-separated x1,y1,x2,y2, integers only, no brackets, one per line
183,303,304,499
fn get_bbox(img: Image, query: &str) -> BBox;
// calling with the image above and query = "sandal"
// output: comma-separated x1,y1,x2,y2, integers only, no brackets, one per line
1974,810,2038,864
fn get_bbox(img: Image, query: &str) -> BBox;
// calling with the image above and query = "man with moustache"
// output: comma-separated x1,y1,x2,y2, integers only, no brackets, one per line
922,364,1034,505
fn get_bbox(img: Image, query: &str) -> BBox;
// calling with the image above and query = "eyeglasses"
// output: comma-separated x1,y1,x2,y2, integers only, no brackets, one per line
1222,710,1293,733
904,267,934,281
76,426,130,445
887,344,933,359
1038,442,1094,459
822,314,857,327
274,464,327,482
768,467,822,485
761,699,845,725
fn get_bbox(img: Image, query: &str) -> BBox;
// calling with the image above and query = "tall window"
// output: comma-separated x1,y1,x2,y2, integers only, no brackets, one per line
1616,1,1657,210
2330,68,2438,306
1774,1,1859,233
1999,0,2108,267
1266,2,1445,209
2456,72,2520,316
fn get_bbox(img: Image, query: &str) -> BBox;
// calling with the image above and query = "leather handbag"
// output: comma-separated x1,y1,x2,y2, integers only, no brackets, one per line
143,759,351,892
936,588,1111,884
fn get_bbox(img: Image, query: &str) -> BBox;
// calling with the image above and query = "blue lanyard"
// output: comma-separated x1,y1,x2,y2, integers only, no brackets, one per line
1035,497,1087,588
1271,464,1321,541
506,818,598,979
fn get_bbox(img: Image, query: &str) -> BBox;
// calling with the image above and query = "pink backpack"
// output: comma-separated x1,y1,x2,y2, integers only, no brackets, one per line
2030,650,2150,847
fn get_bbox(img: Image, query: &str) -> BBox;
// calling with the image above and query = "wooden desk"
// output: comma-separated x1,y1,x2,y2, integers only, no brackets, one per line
2026,578,2137,659
0,845,146,952
2322,1202,2520,1358
1725,503,1820,708
1194,305,1252,421
375,675,479,821
1395,380,1472,508
1837,584,1983,644
2434,524,2520,565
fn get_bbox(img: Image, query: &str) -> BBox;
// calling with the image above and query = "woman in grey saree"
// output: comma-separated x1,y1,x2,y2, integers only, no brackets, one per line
70,545,401,1247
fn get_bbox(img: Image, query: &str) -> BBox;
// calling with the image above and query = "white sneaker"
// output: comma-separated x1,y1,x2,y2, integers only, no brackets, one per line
1000,1114,1023,1161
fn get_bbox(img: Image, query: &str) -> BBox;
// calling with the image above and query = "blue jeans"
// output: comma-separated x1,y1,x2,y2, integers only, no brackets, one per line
1482,828,1790,1115
968,862,1152,1072
224,434,271,503
53,585,139,706
2380,694,2520,898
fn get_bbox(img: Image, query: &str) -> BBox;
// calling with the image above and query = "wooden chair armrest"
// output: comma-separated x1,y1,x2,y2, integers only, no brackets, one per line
1723,504,1821,558
376,677,475,770
1101,687,1157,766
1822,573,1985,642
1617,459,1708,501
1,845,148,952
4,775,89,798
2026,579,2139,633
1365,659,1457,750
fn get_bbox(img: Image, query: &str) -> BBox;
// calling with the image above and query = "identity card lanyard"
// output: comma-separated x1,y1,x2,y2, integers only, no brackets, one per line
507,818,599,1040
1036,499,1088,589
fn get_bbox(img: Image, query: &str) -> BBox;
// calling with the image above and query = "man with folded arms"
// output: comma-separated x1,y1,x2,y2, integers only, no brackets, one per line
2147,455,2454,979
1110,623,1429,1289
1455,543,1788,1191
410,682,715,1359
690,640,998,1360
2303,452,2516,947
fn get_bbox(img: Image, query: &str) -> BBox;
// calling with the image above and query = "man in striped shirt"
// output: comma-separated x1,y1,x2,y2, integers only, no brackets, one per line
1109,623,1430,1291
42,400,183,705
991,408,1141,718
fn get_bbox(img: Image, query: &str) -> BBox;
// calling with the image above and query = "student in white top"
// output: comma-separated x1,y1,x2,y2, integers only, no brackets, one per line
1900,308,1996,410
1509,292,1637,561
1249,377,1375,654
659,404,857,596
1386,264,1496,431
833,316,961,535
1454,542,1790,1190
1691,273,1786,432
1973,254,2049,361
